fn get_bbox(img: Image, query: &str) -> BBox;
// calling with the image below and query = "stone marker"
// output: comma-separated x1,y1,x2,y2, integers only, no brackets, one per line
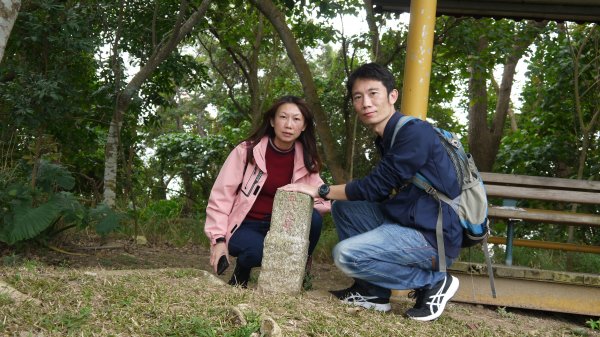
257,190,312,294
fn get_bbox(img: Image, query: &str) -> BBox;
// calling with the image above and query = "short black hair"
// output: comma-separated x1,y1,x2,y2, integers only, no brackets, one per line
346,63,396,96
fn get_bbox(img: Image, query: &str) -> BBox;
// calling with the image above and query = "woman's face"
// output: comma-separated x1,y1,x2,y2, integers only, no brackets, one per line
270,103,306,150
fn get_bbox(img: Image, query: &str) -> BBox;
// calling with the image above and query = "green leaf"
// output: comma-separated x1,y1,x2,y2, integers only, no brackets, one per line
7,195,63,244
89,204,121,236
36,160,76,192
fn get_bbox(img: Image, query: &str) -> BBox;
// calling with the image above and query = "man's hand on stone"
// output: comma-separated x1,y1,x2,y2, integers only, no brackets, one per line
278,183,318,198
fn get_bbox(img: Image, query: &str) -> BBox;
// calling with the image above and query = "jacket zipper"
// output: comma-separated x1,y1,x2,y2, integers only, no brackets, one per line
242,167,263,197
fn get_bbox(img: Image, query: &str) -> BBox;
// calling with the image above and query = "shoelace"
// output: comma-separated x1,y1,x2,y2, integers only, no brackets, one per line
407,289,419,300
408,288,426,308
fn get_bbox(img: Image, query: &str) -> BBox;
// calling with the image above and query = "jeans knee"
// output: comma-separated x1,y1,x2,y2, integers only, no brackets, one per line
332,240,352,268
237,249,263,268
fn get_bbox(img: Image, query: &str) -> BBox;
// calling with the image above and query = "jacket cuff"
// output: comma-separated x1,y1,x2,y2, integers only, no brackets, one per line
210,235,226,246
345,180,361,200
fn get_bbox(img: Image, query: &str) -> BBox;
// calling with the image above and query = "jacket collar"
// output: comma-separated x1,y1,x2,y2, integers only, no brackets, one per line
253,136,306,175
377,111,403,152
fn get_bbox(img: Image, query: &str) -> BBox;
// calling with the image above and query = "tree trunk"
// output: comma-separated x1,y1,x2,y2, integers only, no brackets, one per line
507,106,518,132
250,0,347,183
0,0,20,63
469,21,546,172
248,14,264,124
467,36,491,170
196,101,207,136
103,0,211,207
103,111,122,207
565,24,600,269
363,0,383,64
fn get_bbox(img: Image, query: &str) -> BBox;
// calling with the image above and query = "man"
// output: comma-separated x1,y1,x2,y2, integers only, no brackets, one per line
280,63,462,321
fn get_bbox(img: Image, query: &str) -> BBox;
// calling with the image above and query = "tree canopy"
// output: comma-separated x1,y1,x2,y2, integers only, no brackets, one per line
0,1,598,270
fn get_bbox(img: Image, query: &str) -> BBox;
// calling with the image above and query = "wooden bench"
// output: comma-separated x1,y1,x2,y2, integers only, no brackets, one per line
481,172,600,262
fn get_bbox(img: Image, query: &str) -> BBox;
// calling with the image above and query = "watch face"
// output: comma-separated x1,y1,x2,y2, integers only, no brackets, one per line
319,184,329,198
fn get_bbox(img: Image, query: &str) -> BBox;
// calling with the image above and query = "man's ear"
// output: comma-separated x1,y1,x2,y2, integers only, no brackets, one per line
388,88,399,104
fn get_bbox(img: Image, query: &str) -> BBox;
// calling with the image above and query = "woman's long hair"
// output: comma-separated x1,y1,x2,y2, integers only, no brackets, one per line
243,96,322,173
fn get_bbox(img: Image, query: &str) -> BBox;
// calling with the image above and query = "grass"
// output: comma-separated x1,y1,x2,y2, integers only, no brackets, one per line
1,262,595,337
1,211,597,336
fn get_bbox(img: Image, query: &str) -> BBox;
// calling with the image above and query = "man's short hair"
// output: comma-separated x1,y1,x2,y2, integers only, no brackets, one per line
346,63,396,96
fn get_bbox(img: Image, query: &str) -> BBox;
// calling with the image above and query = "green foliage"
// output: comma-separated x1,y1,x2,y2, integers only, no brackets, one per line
587,318,600,330
501,22,600,178
4,191,63,244
154,132,228,188
0,0,112,202
131,199,205,246
311,214,337,263
151,121,249,201
139,199,184,222
0,160,121,245
89,204,122,236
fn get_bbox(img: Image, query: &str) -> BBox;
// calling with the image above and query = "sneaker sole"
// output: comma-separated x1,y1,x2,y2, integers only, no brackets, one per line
410,275,459,321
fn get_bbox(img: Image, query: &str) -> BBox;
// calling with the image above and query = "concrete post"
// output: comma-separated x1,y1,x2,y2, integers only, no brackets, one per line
257,190,312,294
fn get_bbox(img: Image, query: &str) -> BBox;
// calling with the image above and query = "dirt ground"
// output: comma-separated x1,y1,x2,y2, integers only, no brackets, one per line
6,237,599,336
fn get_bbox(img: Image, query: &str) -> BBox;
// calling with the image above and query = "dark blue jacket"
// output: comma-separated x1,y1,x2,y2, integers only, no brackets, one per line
345,112,463,258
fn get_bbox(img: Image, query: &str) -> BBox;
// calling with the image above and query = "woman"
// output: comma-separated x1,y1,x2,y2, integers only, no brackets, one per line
204,96,330,287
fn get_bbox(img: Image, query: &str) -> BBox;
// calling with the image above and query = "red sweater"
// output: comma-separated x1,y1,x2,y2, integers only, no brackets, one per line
245,141,294,221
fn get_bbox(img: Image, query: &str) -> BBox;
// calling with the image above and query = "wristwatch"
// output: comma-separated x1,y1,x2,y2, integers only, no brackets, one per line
318,184,330,200
215,237,226,244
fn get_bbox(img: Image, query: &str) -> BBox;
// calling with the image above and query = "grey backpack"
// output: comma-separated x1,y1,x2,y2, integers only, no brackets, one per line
391,115,496,297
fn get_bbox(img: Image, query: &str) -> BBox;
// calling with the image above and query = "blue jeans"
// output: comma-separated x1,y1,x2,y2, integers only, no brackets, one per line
331,200,451,299
228,209,323,270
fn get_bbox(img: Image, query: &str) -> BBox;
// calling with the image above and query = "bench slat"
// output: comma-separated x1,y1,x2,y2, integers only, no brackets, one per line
485,184,600,204
487,236,600,254
481,172,600,192
488,206,600,227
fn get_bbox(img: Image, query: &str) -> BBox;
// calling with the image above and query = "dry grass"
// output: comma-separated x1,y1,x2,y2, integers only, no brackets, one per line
0,260,596,337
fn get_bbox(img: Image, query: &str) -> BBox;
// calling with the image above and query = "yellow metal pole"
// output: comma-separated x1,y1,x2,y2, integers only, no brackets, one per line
400,0,437,120
391,2,436,301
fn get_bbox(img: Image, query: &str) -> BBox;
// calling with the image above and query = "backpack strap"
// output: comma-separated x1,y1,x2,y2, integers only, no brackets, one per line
390,115,416,147
482,233,497,298
411,174,448,273
416,174,497,297
391,116,448,272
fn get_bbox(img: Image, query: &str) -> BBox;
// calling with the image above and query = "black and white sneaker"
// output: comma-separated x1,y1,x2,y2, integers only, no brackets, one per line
329,283,391,312
405,274,459,321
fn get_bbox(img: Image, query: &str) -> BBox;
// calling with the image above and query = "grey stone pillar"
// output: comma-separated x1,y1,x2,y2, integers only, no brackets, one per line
257,190,312,294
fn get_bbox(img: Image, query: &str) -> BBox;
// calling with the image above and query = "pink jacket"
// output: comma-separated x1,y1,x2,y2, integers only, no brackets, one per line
204,136,330,246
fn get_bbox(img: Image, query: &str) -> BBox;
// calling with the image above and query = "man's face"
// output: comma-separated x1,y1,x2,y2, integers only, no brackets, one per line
351,78,398,134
